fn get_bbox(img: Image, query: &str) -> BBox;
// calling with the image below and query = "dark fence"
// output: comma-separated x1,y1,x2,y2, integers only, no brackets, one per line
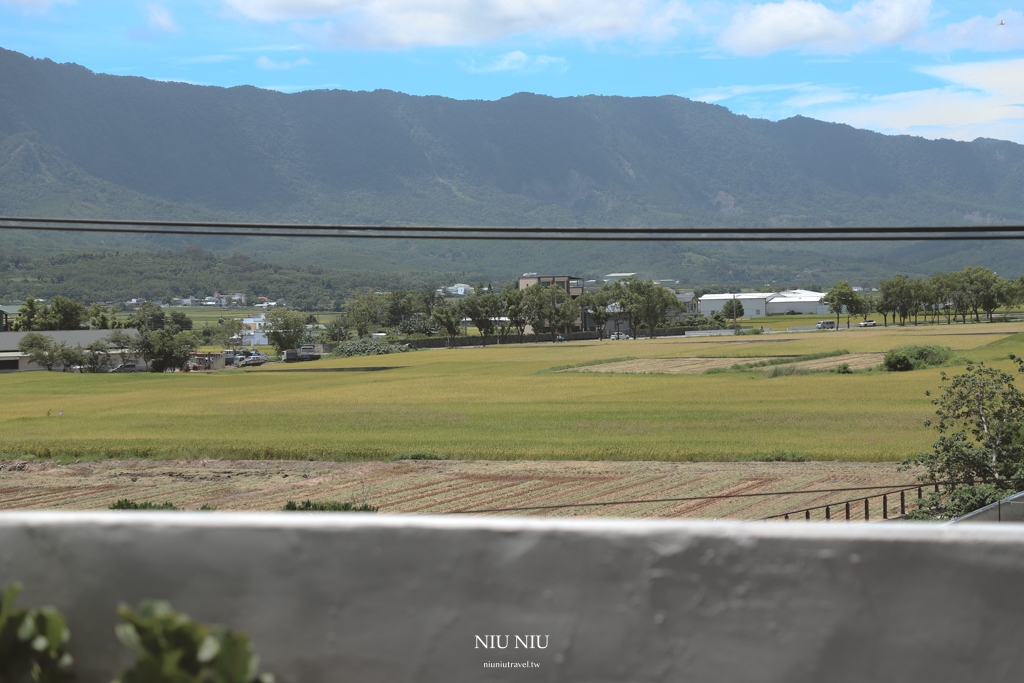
761,483,946,522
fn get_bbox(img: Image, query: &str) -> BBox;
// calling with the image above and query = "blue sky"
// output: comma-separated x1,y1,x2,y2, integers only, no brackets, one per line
2,0,1023,142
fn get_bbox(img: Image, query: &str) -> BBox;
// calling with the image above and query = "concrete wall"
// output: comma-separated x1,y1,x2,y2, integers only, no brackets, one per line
3,514,1024,683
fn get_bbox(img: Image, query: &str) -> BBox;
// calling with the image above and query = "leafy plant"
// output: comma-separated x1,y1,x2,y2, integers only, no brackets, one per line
330,338,409,358
392,451,447,461
113,600,274,683
901,356,1024,519
283,500,378,512
883,345,960,372
0,582,74,683
836,362,853,374
110,499,179,510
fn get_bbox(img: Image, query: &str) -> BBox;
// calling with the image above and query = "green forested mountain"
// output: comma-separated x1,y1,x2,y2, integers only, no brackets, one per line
2,45,1024,288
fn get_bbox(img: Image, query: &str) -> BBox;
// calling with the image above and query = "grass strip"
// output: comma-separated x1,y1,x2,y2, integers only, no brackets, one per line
729,349,850,370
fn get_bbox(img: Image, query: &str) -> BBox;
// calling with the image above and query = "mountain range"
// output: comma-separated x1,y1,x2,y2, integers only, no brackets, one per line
2,45,1024,288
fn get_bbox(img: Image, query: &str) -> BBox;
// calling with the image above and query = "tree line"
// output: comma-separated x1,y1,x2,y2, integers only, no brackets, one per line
822,267,1024,328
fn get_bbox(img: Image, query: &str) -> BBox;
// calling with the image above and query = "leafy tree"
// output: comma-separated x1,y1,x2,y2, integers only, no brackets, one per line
127,302,165,331
12,296,41,331
903,356,1024,520
824,281,859,328
322,317,349,343
578,286,614,339
82,339,112,373
461,283,501,342
218,317,246,347
168,310,193,331
88,303,123,330
522,283,578,341
17,333,62,371
264,309,308,354
720,299,744,321
346,292,386,338
500,285,527,342
140,329,200,372
619,277,678,338
430,300,463,347
106,330,138,365
56,345,86,372
39,296,86,331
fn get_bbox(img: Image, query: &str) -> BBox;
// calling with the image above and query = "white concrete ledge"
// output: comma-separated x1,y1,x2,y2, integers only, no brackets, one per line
1,513,1022,682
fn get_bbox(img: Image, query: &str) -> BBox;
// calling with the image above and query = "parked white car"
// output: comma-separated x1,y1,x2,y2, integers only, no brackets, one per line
815,320,837,330
858,320,877,327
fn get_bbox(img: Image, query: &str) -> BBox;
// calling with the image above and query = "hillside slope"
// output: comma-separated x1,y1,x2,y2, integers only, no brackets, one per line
2,46,1023,283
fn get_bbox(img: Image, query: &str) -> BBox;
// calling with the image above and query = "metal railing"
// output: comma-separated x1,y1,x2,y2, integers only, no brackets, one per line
760,483,945,522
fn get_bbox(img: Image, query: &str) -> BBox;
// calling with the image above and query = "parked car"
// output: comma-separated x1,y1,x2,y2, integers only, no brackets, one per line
609,332,630,340
815,320,837,330
108,363,138,373
236,354,267,367
858,320,877,327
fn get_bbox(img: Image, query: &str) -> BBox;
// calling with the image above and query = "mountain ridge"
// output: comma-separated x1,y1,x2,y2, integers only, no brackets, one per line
2,45,1023,285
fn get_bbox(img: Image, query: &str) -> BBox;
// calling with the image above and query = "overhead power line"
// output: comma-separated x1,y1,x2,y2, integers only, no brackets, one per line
1,216,1024,241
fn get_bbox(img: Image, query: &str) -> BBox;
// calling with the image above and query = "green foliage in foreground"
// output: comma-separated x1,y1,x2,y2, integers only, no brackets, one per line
0,583,73,683
330,338,410,358
902,355,1024,520
884,345,961,372
283,500,378,512
113,600,274,683
110,499,179,510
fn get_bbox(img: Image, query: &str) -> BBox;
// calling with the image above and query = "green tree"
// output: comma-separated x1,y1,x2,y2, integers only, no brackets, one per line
578,286,614,339
39,296,86,331
106,330,138,366
82,339,112,373
620,277,678,338
128,302,165,331
56,345,87,372
461,283,501,342
322,317,349,343
139,329,200,372
720,298,744,321
218,317,245,347
430,300,463,347
824,281,859,328
17,333,61,371
12,296,41,331
347,292,386,338
88,303,123,330
168,310,193,331
522,283,578,341
903,356,1024,520
264,309,308,354
500,285,527,342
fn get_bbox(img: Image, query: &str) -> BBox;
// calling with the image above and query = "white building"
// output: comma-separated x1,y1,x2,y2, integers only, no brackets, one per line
766,290,830,316
698,293,775,318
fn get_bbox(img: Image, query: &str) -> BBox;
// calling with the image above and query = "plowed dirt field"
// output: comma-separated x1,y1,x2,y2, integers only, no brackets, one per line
0,459,917,520
571,353,886,374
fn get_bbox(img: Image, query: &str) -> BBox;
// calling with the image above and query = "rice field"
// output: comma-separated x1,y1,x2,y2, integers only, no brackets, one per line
1,323,1021,463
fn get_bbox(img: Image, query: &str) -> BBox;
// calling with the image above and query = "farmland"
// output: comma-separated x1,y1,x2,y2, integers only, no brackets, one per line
0,458,914,520
2,322,1021,464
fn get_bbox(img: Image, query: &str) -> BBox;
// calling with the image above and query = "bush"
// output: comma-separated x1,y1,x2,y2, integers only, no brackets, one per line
109,499,178,510
0,582,74,683
113,600,273,683
330,339,410,358
836,362,852,374
765,365,811,378
283,500,378,512
883,345,958,371
392,451,447,460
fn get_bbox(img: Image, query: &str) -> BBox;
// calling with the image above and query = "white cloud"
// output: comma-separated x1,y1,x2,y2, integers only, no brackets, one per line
464,50,567,74
146,3,179,32
817,58,1024,143
255,55,313,69
912,10,1024,52
223,0,694,48
693,82,856,107
178,54,237,64
720,0,930,55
